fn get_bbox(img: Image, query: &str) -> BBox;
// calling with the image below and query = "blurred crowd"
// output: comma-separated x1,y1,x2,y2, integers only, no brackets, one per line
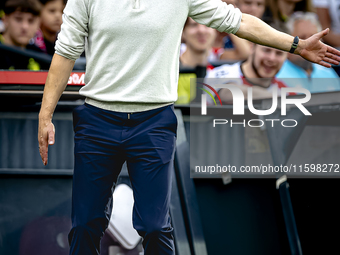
0,0,65,70
178,0,340,104
0,0,339,99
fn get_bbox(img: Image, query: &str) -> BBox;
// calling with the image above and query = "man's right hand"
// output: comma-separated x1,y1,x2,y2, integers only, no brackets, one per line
38,119,55,166
37,54,75,166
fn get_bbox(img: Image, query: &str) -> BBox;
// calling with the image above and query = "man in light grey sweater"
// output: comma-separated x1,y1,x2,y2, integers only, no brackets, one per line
38,0,340,254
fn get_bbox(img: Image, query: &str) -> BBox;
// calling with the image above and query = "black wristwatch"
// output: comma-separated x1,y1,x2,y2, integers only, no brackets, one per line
289,36,299,53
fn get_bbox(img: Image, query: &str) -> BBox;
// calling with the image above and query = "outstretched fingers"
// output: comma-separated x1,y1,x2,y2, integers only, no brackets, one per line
323,56,340,66
325,52,340,62
326,46,340,61
318,61,332,68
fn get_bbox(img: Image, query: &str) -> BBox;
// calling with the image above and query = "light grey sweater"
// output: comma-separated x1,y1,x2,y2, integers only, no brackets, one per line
55,0,242,112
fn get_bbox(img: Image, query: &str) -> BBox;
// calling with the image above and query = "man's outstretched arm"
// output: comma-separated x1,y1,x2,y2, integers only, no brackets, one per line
235,13,340,68
38,54,75,165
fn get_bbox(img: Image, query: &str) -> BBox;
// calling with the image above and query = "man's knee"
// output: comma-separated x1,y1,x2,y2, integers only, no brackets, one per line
137,225,175,254
68,217,109,246
136,221,173,239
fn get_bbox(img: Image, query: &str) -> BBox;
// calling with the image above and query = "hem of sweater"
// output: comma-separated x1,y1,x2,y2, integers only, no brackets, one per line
55,51,78,61
223,8,242,34
231,10,242,34
85,98,174,113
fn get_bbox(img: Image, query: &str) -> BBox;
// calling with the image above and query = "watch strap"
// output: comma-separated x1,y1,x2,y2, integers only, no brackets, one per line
289,36,299,53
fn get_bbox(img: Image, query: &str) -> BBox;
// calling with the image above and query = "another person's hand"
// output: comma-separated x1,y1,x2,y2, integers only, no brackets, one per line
38,119,55,165
297,28,340,68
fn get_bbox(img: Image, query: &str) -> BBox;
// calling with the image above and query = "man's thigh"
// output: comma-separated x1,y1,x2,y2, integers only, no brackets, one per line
72,104,126,225
124,105,177,231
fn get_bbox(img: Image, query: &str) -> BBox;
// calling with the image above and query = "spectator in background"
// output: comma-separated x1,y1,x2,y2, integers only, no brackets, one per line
263,0,314,28
276,12,340,92
0,0,43,70
213,0,252,61
313,0,340,49
180,18,216,69
177,17,217,104
34,0,65,55
237,0,266,19
206,25,290,103
0,5,5,33
216,0,266,61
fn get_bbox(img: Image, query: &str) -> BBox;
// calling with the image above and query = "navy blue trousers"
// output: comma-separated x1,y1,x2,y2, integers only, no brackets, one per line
69,103,177,255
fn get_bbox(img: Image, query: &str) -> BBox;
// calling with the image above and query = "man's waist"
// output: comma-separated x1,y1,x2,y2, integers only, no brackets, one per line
85,98,173,113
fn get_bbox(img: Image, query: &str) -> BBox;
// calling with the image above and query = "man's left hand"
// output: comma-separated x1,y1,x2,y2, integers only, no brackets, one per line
297,28,340,68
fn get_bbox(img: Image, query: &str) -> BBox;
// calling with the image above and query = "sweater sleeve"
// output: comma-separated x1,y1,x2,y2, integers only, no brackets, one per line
55,0,89,61
188,0,242,34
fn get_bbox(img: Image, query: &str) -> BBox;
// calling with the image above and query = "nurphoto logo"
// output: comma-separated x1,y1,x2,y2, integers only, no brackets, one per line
200,83,312,128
